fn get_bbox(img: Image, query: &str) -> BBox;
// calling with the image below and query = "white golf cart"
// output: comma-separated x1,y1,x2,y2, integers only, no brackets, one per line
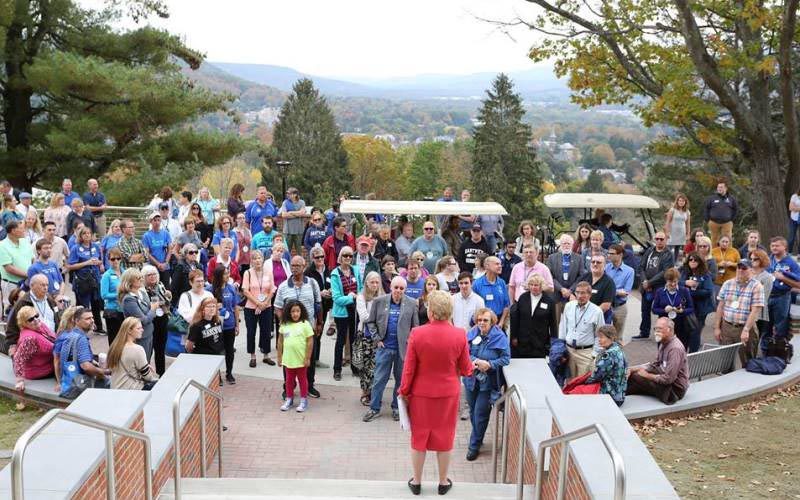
541,193,662,256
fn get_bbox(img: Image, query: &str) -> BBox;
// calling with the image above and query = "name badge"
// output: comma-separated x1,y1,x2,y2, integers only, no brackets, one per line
258,294,266,302
730,300,739,309
54,282,60,290
223,311,230,320
563,272,569,281
156,308,164,317
242,245,249,252
667,310,676,319
426,252,433,259
540,303,548,310
472,336,482,345
592,289,598,294
486,294,494,301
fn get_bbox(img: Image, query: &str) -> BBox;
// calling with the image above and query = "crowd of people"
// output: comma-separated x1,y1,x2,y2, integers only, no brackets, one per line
0,177,798,492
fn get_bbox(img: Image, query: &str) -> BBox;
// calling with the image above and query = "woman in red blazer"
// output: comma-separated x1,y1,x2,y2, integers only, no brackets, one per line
398,290,473,496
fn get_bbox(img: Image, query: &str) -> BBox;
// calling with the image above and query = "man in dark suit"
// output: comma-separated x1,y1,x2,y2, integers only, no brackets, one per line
363,275,420,422
546,234,585,321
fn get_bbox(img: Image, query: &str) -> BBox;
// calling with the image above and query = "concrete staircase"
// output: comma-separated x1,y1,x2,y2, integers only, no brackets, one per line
158,478,518,499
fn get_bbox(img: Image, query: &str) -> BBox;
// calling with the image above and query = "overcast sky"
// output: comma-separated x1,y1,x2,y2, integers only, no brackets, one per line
86,0,548,78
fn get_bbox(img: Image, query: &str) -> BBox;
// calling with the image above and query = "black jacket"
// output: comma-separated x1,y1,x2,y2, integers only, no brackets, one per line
703,192,738,223
373,238,399,262
638,247,675,290
509,292,557,358
170,260,200,307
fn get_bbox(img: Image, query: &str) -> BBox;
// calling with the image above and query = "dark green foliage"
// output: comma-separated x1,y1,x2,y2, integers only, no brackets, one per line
271,79,351,203
472,74,544,232
405,141,445,200
0,0,246,192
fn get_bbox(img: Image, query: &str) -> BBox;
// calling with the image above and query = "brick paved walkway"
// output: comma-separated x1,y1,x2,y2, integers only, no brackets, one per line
218,375,495,483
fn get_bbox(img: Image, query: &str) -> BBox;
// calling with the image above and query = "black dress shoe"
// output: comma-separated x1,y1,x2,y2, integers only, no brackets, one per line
407,479,421,496
249,359,257,368
308,387,321,398
333,372,342,381
225,373,236,385
263,356,276,365
466,449,479,461
438,479,452,495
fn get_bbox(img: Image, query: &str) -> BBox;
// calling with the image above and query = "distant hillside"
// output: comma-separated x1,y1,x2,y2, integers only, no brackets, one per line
211,62,570,101
182,63,286,110
211,62,374,98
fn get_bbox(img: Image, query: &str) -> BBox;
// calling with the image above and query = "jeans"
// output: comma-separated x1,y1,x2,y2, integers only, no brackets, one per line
789,219,800,254
369,347,402,412
333,304,356,374
244,307,273,354
465,383,492,452
639,290,654,337
765,292,792,352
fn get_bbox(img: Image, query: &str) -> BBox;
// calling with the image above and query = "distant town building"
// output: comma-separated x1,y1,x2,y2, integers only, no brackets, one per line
577,168,627,184
532,127,580,163
242,107,281,126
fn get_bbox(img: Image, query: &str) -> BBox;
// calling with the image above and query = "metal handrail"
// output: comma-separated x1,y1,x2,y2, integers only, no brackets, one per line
490,384,527,500
11,409,152,500
534,421,625,500
172,378,223,500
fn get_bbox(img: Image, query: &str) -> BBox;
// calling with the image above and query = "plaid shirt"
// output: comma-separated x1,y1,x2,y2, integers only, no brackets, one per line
117,236,147,270
717,277,764,325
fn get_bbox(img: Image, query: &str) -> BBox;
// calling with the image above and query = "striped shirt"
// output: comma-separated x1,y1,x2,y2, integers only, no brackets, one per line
274,277,322,323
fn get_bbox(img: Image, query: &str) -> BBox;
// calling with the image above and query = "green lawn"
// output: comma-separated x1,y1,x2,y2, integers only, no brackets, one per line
0,396,47,468
637,384,800,498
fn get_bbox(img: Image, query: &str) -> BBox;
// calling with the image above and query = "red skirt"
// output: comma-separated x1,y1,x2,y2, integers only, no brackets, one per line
408,394,459,452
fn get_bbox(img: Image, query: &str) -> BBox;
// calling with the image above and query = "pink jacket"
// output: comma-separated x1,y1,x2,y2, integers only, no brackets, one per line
14,325,56,380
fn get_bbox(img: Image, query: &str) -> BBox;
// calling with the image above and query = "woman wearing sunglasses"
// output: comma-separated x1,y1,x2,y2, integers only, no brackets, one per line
170,243,203,308
100,247,125,344
13,306,56,393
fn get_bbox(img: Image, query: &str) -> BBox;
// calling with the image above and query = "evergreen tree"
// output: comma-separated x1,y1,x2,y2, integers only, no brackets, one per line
0,0,245,192
271,78,350,204
404,141,444,200
472,74,543,229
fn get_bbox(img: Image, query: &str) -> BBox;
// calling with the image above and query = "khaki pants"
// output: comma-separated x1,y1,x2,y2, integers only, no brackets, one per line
95,214,107,238
567,346,594,379
708,221,733,248
612,303,628,336
720,320,758,367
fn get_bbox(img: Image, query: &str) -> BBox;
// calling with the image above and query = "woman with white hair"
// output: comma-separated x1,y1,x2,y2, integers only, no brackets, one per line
397,291,474,495
355,271,384,405
330,245,363,381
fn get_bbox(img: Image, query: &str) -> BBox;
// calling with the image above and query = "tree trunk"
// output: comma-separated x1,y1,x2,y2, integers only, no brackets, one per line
750,146,789,239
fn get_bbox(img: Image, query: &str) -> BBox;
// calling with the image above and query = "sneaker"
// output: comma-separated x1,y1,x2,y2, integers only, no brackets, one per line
333,372,342,381
631,334,650,340
280,398,293,411
296,398,308,412
308,387,321,398
225,373,236,385
362,409,380,422
392,409,400,422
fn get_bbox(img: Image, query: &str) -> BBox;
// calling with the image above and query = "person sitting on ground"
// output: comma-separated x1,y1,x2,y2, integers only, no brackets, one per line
107,317,159,390
626,317,689,405
13,306,56,393
585,325,627,406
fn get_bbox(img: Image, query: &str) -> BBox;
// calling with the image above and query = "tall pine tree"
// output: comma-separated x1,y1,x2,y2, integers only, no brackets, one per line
271,79,350,204
472,74,543,229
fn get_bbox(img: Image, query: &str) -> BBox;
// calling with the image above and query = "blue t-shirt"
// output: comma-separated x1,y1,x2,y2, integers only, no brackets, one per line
383,301,402,350
473,275,511,317
82,191,107,216
68,243,102,280
142,229,171,267
27,261,63,294
212,230,239,258
62,191,80,208
251,230,276,256
769,254,800,295
100,233,122,269
216,283,240,330
404,277,425,300
246,200,278,234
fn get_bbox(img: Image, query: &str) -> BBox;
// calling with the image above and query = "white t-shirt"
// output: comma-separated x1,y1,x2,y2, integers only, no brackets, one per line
791,194,800,222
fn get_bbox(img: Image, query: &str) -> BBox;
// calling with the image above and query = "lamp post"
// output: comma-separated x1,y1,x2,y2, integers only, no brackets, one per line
275,160,292,200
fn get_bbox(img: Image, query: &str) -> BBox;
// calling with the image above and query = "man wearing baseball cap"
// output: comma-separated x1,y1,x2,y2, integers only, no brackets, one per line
458,222,492,274
713,258,764,366
354,235,379,283
142,212,172,285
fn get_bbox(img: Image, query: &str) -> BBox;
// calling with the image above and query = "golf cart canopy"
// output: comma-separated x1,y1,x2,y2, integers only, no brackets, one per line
544,193,660,210
340,200,508,216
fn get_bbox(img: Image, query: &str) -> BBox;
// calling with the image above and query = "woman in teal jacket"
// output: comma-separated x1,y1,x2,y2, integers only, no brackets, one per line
330,245,363,380
100,247,125,344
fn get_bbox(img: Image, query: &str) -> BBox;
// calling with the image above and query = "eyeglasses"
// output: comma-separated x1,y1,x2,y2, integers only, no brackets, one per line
475,318,491,323
591,260,603,264
423,227,434,231
342,254,353,258
109,257,121,261
187,250,198,255
313,255,324,260
27,314,40,322
416,257,425,262
654,237,665,241
312,219,322,222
